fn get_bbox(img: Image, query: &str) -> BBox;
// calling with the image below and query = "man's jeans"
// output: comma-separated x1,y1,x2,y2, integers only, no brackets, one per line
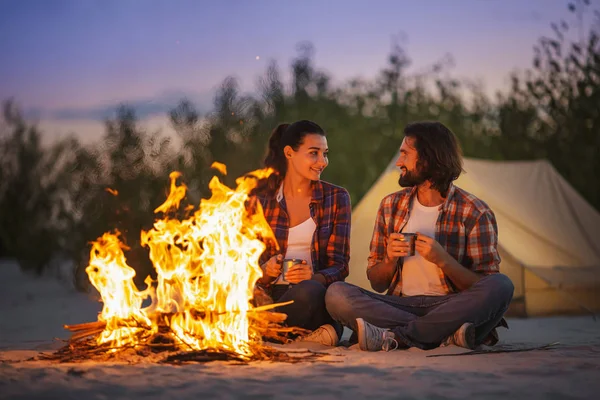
325,274,514,349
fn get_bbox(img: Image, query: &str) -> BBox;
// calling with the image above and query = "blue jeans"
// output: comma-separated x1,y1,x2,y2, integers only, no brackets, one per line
325,274,514,349
272,280,340,334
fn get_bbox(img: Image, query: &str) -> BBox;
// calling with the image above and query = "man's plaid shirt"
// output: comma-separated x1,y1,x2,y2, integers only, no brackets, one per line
367,184,501,296
257,180,351,287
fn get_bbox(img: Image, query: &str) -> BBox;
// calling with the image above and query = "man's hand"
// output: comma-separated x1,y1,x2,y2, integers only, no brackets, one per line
414,233,450,267
415,232,483,291
262,254,283,280
285,261,312,284
387,233,413,261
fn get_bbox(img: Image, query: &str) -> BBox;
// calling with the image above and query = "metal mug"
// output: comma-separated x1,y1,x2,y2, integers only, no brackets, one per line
400,233,417,256
281,258,303,284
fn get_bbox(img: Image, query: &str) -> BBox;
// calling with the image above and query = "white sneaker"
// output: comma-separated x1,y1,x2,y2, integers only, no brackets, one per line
356,318,398,352
440,322,476,349
297,324,339,346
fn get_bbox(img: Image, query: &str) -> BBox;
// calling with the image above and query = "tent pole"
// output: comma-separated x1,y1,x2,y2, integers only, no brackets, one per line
521,261,527,318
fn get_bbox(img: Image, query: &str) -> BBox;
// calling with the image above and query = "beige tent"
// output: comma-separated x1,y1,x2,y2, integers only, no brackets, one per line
347,154,600,317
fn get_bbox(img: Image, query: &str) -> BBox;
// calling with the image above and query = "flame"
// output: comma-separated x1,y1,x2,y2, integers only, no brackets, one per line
211,161,227,175
86,167,277,357
86,234,154,347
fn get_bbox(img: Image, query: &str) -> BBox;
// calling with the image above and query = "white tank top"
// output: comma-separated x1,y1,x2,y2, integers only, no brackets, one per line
285,217,316,265
273,217,316,284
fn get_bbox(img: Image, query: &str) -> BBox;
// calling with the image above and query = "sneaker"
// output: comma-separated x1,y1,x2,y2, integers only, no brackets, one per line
441,322,476,349
356,318,398,352
297,324,339,346
482,328,499,346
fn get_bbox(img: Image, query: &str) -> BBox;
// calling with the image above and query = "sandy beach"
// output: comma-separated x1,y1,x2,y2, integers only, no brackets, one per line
1,260,599,399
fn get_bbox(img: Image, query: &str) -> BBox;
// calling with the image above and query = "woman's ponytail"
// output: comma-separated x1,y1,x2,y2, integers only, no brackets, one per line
260,123,288,193
263,123,289,172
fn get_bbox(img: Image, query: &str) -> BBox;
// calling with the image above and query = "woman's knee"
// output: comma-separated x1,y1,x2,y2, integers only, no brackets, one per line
288,279,326,306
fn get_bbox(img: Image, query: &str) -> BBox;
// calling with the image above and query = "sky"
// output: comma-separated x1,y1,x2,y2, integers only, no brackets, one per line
0,0,588,142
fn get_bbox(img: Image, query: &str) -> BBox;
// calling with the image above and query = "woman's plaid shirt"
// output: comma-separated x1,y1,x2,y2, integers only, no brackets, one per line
367,184,501,296
257,180,351,287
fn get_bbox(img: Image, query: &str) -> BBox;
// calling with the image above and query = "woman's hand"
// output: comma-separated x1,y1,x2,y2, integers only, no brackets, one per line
262,254,283,281
285,260,313,284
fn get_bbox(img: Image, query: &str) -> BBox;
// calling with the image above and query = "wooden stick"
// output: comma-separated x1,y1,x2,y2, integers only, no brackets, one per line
64,305,291,334
426,342,560,357
249,312,287,323
70,328,105,341
249,300,294,313
64,321,106,332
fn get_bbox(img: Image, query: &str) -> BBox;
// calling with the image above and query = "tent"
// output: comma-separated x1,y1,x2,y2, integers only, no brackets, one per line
347,154,600,317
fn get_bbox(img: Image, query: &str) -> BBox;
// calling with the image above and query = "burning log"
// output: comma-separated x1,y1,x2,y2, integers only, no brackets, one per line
50,308,312,364
56,295,312,362
63,300,300,344
62,308,305,345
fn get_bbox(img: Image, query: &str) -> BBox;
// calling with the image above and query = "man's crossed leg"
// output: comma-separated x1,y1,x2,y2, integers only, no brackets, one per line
325,273,514,351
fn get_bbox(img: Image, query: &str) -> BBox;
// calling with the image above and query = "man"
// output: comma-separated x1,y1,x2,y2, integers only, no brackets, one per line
325,121,514,351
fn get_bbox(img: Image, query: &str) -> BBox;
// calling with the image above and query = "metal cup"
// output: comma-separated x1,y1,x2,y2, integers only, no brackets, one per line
400,233,417,256
281,258,302,284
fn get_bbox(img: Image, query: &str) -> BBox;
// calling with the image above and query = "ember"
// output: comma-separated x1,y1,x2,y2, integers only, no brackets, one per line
50,165,319,363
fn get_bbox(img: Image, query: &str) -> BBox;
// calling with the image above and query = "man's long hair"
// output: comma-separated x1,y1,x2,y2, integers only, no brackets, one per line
403,121,464,197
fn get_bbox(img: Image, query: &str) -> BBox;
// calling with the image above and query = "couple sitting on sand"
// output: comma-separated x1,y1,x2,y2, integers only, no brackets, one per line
253,120,514,351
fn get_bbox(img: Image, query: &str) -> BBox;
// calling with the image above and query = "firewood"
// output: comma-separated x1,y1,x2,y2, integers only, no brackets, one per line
249,300,293,313
70,328,106,341
249,311,287,323
64,321,106,332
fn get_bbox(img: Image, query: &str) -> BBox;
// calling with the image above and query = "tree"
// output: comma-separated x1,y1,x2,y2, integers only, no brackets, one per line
0,100,78,272
513,0,600,209
68,106,173,286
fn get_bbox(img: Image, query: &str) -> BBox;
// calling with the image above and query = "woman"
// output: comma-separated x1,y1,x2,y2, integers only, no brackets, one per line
254,120,351,346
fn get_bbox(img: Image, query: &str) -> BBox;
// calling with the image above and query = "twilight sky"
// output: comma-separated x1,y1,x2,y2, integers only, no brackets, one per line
0,0,586,141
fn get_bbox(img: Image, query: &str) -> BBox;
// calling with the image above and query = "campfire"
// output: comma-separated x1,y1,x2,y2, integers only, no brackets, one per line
49,164,323,364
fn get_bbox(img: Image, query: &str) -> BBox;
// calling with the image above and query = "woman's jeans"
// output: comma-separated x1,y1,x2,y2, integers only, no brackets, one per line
325,273,514,349
272,280,340,334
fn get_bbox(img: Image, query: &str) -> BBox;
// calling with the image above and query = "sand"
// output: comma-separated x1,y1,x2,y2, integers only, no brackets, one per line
1,259,599,399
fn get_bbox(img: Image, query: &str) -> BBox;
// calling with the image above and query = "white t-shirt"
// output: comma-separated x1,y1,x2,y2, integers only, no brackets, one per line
401,197,447,296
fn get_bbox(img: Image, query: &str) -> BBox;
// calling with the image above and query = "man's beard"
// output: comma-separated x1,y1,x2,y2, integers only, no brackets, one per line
398,168,427,187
